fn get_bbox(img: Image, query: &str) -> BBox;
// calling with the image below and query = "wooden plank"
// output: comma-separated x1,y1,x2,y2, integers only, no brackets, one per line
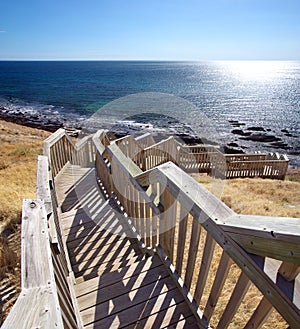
185,219,201,290
227,232,300,265
21,200,53,288
194,233,216,304
80,275,176,326
36,155,53,214
244,297,273,329
84,289,187,329
76,252,144,282
75,255,163,297
72,243,141,274
217,271,251,329
204,251,232,322
1,287,64,329
160,189,176,262
2,199,65,328
278,263,300,281
66,226,130,250
157,245,207,328
77,264,170,311
176,210,188,277
69,238,133,264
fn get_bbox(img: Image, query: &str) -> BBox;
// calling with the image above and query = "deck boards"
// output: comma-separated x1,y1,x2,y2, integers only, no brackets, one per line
55,164,201,328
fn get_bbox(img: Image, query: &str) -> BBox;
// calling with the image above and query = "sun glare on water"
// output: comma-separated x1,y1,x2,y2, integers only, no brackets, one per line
220,60,288,81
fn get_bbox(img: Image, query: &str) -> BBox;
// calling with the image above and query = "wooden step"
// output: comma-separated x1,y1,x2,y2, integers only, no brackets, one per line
72,244,143,275
75,253,146,281
75,255,162,298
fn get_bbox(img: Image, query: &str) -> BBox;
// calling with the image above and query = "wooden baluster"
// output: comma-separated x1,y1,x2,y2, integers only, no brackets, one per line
176,207,188,277
204,251,232,321
244,297,273,329
194,233,216,303
134,187,140,235
185,218,201,290
145,203,151,246
217,272,251,329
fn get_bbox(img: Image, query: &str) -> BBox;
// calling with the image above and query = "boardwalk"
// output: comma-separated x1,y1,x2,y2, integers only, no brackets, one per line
2,129,299,329
56,164,201,328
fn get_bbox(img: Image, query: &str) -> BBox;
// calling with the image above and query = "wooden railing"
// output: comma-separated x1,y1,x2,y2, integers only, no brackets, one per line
3,129,296,328
135,132,156,148
93,130,113,197
98,138,300,329
2,154,82,328
43,128,95,176
224,153,289,179
117,134,289,180
1,198,66,329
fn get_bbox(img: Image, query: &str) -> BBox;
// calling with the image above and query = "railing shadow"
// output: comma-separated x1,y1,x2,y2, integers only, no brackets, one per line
78,254,196,328
61,168,143,280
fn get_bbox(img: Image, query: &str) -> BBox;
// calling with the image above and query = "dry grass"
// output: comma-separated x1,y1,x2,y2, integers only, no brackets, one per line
0,120,50,233
193,173,300,218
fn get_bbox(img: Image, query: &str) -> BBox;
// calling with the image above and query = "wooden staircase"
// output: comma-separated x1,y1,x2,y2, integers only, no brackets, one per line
56,164,201,328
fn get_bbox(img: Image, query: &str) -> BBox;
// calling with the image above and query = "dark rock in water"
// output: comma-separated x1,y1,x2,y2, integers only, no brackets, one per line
228,120,246,127
270,141,290,149
247,126,265,132
176,133,204,144
231,129,252,136
240,133,281,143
284,133,294,137
223,145,245,154
227,142,239,148
281,129,289,133
266,128,272,132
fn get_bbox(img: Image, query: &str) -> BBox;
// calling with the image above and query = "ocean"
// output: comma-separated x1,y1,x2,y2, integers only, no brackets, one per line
0,60,299,166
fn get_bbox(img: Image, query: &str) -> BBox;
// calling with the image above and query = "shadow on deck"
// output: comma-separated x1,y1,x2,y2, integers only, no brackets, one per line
56,164,200,328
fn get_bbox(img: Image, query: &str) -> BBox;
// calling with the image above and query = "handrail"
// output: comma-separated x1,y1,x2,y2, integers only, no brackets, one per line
115,133,289,179
135,132,156,148
1,199,65,329
43,129,96,177
102,138,299,328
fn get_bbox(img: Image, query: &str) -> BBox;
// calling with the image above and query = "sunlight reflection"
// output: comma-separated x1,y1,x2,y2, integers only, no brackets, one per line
219,60,289,81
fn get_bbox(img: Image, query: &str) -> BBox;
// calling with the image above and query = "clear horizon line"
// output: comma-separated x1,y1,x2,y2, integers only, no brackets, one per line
0,58,299,62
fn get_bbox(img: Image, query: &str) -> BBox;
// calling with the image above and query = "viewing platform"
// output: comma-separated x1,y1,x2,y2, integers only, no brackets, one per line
2,129,299,329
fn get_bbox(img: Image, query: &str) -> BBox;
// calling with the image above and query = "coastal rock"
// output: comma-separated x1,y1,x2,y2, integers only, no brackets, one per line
270,141,290,149
247,126,265,132
223,145,245,154
228,120,246,127
281,129,289,133
240,133,281,143
0,106,63,132
231,129,252,136
227,142,239,148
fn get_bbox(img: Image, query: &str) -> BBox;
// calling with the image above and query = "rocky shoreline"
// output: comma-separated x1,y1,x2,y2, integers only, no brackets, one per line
1,105,298,159
228,120,295,150
0,106,80,137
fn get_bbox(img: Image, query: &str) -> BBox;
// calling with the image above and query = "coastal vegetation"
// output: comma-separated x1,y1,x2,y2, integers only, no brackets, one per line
0,119,299,326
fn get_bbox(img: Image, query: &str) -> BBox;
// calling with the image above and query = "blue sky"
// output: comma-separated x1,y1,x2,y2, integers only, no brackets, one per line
0,0,299,60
